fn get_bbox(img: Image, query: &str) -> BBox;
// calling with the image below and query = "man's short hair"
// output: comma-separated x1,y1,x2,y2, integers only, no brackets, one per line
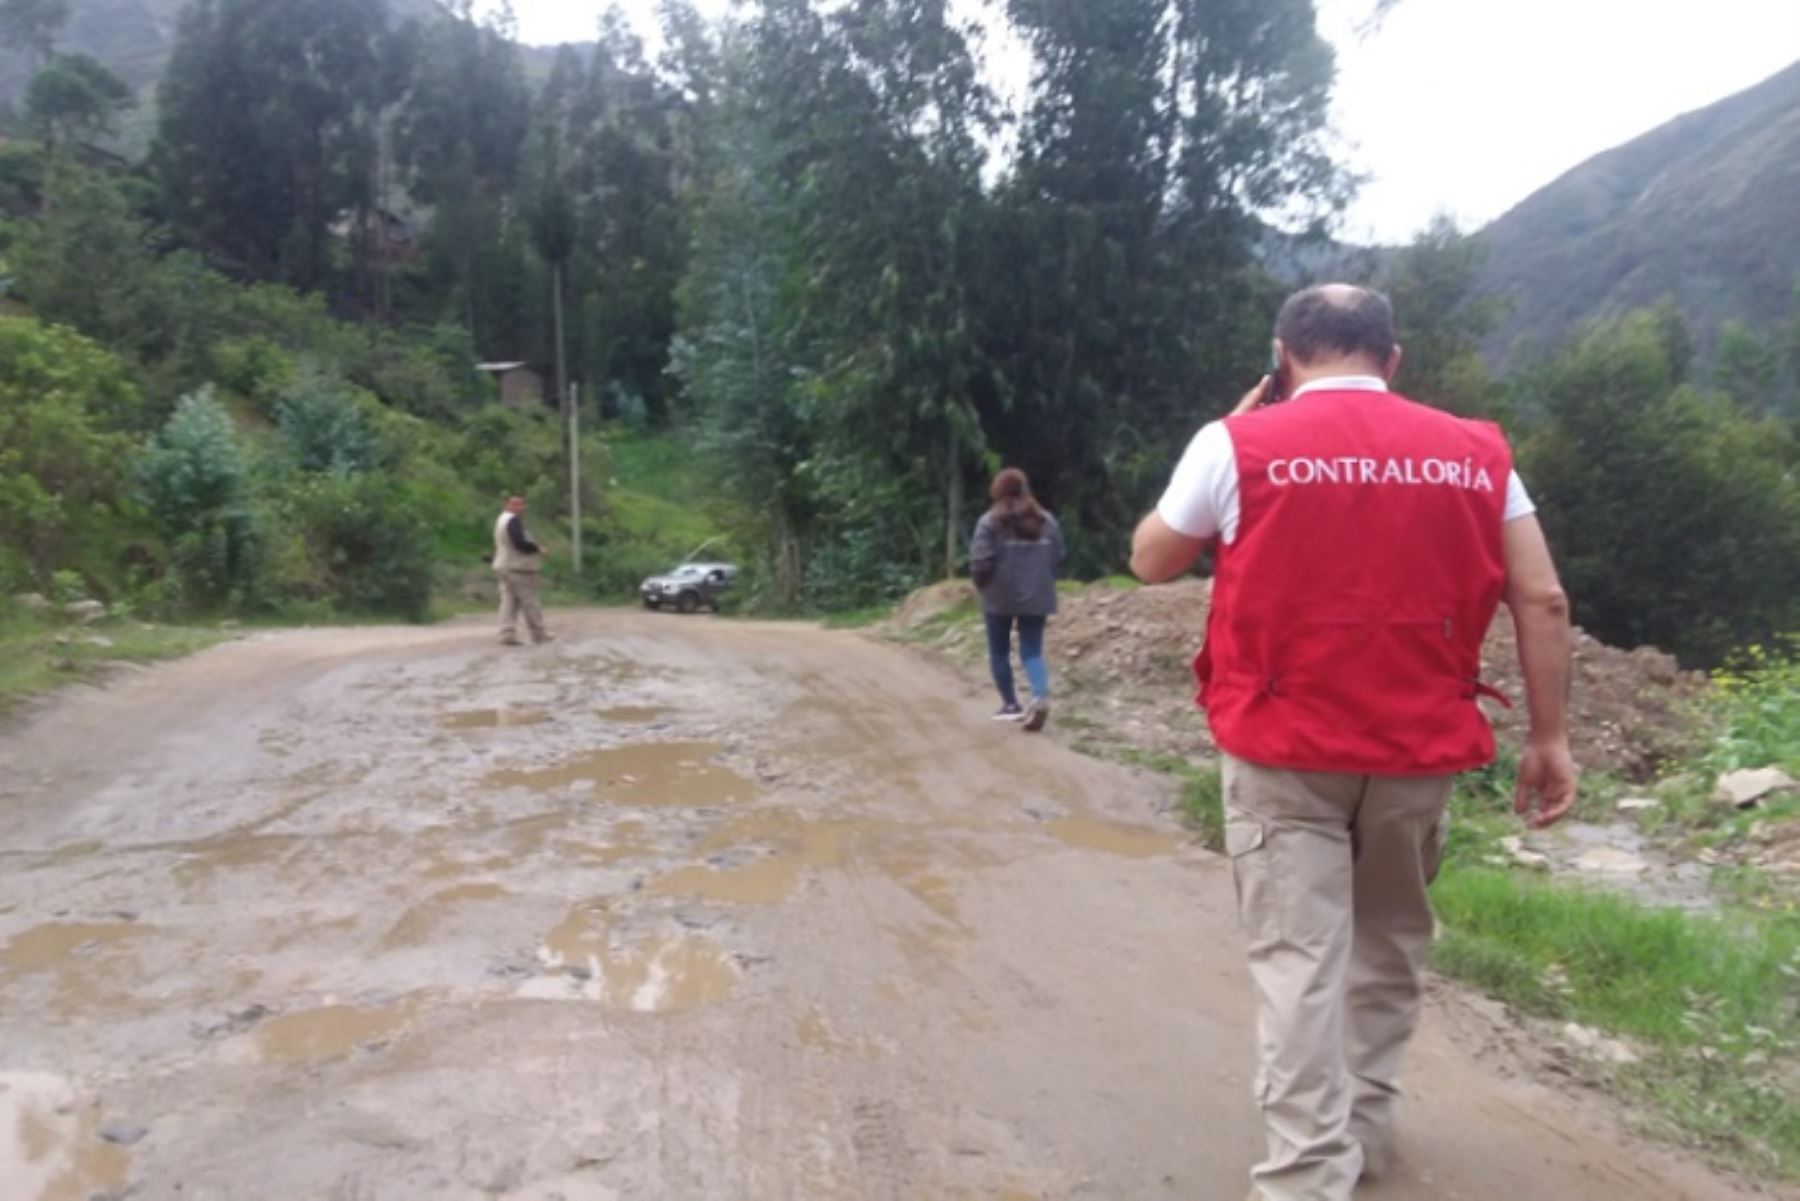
1275,285,1397,366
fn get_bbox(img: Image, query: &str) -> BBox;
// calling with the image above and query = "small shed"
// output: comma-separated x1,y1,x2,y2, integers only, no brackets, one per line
476,362,548,410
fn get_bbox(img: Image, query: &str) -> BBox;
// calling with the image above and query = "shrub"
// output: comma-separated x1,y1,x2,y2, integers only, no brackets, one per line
275,368,397,476
0,316,142,583
138,387,261,608
273,474,434,620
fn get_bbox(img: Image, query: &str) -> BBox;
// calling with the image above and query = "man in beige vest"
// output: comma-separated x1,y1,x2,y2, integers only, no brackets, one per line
493,495,551,646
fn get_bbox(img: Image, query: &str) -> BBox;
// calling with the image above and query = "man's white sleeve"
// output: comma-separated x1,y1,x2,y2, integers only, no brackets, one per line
1504,470,1536,523
1156,422,1240,543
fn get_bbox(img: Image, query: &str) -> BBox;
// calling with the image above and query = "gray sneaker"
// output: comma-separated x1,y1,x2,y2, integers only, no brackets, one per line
1022,698,1049,732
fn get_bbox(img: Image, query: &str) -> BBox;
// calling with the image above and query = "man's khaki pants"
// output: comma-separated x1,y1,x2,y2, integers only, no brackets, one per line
1223,754,1452,1201
497,569,548,644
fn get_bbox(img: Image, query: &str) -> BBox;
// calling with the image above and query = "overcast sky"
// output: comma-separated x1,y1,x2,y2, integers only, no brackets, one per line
499,0,1800,245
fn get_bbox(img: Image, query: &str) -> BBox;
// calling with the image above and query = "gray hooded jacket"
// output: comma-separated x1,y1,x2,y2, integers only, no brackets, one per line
970,509,1066,616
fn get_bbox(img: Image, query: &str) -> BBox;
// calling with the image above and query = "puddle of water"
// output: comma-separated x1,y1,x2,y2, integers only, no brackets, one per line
268,913,360,953
597,705,672,723
422,853,516,881
651,811,851,905
172,833,299,888
1047,816,1182,859
0,922,143,972
529,905,739,1013
442,708,549,730
382,883,511,948
255,997,421,1065
651,857,807,905
0,1072,130,1201
487,742,754,807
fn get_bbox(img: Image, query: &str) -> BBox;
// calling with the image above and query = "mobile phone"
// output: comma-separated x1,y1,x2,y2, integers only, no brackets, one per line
1265,346,1287,404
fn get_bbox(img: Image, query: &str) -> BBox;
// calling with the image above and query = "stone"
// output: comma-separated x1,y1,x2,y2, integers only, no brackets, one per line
1498,836,1550,871
64,599,106,624
12,592,51,611
98,1121,148,1146
1561,1021,1599,1051
1615,797,1659,814
1714,767,1797,810
83,635,115,649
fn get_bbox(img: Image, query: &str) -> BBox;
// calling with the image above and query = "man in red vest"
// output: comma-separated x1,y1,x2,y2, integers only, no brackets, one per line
1131,284,1577,1200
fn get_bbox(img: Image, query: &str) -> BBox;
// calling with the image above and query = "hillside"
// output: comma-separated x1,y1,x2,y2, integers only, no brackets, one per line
0,0,447,102
1476,60,1800,365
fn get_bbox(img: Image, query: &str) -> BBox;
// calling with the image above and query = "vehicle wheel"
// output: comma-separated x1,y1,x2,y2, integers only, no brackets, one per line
643,598,659,610
676,591,700,615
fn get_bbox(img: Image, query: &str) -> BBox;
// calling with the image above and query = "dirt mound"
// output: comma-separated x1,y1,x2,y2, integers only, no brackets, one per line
889,579,1708,781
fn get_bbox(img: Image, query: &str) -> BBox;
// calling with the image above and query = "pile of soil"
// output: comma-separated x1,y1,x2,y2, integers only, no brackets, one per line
887,579,1709,782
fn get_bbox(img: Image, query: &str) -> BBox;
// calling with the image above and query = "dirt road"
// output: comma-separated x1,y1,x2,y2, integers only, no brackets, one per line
0,611,1764,1200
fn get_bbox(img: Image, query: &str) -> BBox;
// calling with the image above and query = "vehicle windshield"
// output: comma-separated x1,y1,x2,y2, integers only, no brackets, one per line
670,565,706,578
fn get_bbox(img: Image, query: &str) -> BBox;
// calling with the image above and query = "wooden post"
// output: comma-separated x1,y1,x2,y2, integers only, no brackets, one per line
570,382,583,576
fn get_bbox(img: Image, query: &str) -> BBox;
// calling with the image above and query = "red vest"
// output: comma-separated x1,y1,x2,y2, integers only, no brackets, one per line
1196,388,1512,775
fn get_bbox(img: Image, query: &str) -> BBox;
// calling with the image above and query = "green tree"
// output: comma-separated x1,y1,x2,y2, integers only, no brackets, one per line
1518,310,1800,667
12,165,168,368
391,4,532,344
1712,318,1783,415
1380,216,1507,420
152,0,387,292
23,52,133,163
138,387,260,606
0,316,141,584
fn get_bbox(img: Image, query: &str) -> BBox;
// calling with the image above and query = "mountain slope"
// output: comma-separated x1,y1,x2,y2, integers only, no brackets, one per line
0,0,447,102
1477,60,1800,365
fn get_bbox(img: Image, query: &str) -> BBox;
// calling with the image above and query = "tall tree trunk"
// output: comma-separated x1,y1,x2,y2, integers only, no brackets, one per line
552,257,569,466
943,423,962,580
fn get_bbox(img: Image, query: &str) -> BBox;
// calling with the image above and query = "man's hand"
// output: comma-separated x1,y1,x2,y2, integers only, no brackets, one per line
1231,375,1275,417
1514,736,1578,829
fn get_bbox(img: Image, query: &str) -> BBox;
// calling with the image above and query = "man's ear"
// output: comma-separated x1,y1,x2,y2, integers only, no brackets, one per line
1384,344,1404,384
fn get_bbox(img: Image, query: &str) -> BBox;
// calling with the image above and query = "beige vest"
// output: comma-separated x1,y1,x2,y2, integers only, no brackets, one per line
492,511,540,573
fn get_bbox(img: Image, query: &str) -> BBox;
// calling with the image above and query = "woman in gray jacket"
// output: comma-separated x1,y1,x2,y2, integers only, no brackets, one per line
970,467,1066,732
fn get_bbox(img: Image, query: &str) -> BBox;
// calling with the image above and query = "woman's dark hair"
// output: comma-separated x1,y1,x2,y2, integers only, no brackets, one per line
989,467,1046,540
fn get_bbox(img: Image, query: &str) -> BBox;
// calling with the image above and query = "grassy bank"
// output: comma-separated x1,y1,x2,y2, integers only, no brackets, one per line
0,610,226,716
1426,646,1800,1180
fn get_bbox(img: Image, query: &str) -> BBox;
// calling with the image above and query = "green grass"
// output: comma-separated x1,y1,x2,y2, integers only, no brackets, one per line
0,612,226,715
895,597,981,644
1425,712,1800,1180
821,604,895,629
1431,866,1800,1177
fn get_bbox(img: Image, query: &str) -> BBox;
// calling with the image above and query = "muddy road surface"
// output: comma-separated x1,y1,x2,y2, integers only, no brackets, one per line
0,612,1762,1200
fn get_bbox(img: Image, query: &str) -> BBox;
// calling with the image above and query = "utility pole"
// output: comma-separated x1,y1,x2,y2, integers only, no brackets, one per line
569,382,583,576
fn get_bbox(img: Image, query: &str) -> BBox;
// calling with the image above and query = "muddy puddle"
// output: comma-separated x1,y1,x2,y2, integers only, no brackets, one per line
528,902,739,1012
1046,816,1183,859
442,708,549,730
596,705,671,724
255,996,423,1065
486,741,754,807
650,810,853,905
0,1072,130,1201
382,882,512,948
1,922,144,973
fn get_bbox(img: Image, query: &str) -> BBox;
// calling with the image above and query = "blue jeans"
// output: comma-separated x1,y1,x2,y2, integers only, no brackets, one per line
984,613,1049,708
